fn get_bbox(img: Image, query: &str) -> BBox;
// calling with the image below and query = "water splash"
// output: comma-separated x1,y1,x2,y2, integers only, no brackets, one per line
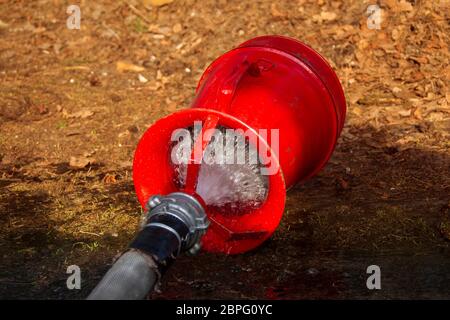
172,126,268,214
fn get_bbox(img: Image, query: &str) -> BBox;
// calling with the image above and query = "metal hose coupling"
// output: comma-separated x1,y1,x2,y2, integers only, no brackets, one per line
87,192,209,300
129,192,209,270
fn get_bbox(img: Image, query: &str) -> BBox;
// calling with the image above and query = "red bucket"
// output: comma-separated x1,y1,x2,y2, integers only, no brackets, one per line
133,36,346,254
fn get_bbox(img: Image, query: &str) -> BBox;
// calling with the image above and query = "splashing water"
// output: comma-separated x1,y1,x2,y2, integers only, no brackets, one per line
172,126,268,214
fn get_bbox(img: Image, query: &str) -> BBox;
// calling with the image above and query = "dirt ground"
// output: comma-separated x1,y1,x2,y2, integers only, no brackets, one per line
0,0,449,299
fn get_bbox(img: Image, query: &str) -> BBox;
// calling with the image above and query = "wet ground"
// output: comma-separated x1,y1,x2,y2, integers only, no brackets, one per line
0,0,449,299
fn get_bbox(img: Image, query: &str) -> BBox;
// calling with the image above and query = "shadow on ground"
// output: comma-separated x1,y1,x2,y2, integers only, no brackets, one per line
0,123,449,299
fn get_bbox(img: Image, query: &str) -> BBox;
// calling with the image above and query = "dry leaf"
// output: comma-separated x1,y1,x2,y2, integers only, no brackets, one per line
138,74,148,83
35,104,48,115
116,61,145,73
397,0,413,12
103,174,117,184
391,27,403,41
143,0,174,7
351,106,363,116
398,109,412,117
63,109,94,119
338,177,349,190
0,19,9,30
172,23,182,33
313,11,337,22
69,156,94,169
64,66,90,71
321,11,337,21
271,3,285,17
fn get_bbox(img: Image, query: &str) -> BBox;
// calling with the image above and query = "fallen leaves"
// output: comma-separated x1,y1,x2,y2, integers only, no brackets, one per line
172,23,182,34
34,104,49,115
337,177,349,190
116,61,145,73
270,3,285,18
103,174,117,184
398,109,412,117
143,0,174,7
138,74,148,83
313,11,337,23
62,109,94,119
69,150,96,169
69,156,94,169
0,19,9,30
64,66,90,71
395,0,414,12
391,26,404,41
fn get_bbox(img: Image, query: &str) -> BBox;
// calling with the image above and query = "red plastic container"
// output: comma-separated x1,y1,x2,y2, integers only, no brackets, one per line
133,36,346,254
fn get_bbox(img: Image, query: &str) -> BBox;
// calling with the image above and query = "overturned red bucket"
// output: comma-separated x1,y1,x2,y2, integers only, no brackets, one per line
133,35,346,254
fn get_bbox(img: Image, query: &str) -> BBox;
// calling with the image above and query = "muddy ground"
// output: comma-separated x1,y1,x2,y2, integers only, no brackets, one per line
0,0,449,299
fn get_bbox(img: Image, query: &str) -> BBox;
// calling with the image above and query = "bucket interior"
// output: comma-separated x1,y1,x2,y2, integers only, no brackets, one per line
133,108,286,254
